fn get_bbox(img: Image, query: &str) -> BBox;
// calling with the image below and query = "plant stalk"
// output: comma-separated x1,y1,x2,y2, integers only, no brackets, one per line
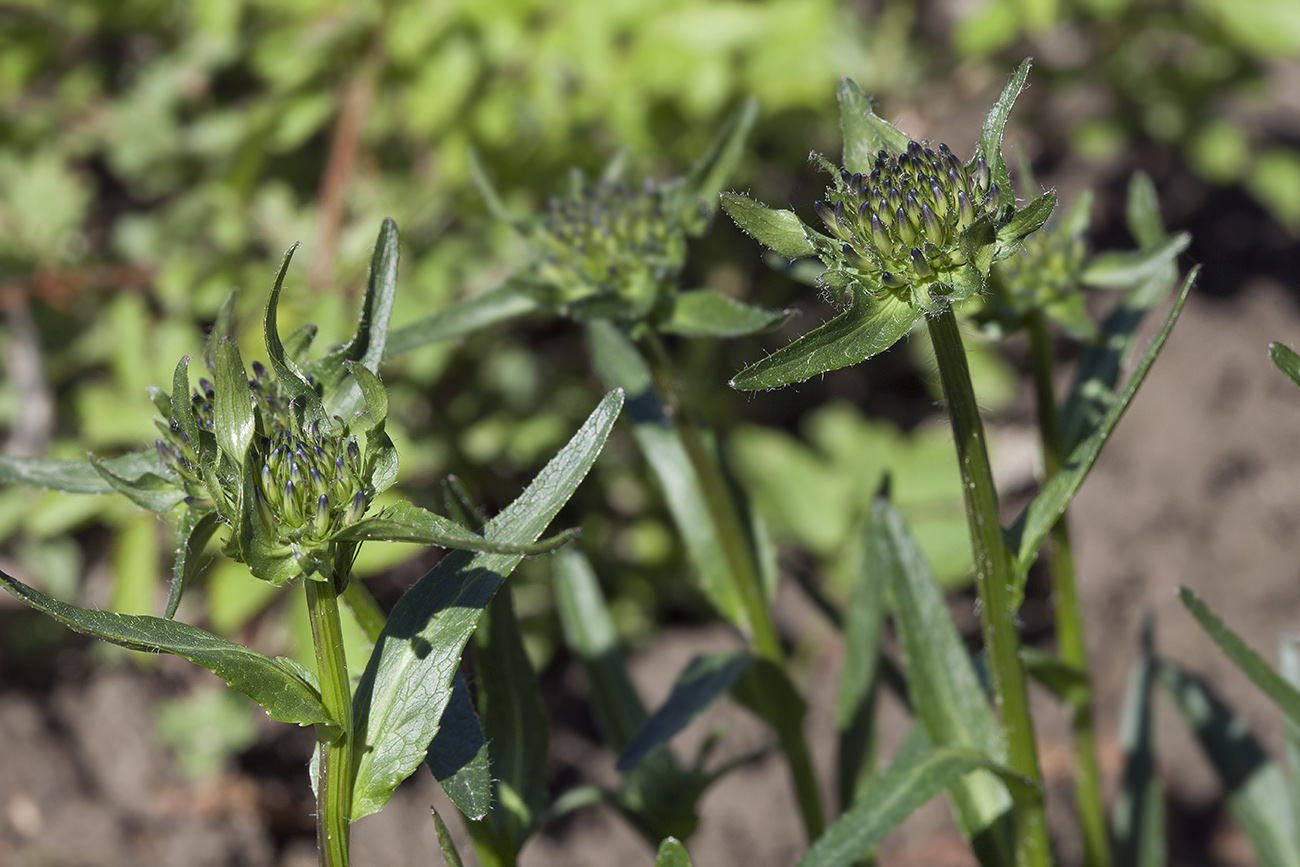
640,332,825,841
927,308,1050,867
308,571,355,867
1025,309,1110,867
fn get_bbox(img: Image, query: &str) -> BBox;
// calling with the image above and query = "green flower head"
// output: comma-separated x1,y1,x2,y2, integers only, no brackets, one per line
722,60,1057,390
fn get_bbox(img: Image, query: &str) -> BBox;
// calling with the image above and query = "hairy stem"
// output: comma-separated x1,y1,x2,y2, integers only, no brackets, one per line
308,571,355,867
640,332,825,841
927,308,1049,867
1026,309,1109,867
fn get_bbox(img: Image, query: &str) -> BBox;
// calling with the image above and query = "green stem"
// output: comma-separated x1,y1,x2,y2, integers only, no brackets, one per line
307,571,355,867
639,332,824,841
1025,310,1109,867
927,308,1050,867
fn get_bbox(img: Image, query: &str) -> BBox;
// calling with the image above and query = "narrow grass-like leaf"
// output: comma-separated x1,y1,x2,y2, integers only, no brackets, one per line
651,289,791,338
384,282,541,359
720,193,817,259
432,807,466,867
730,287,920,391
1010,268,1196,593
979,59,1031,214
1270,343,1300,390
89,455,187,513
838,77,907,174
465,587,549,861
586,320,745,624
1179,587,1300,728
799,727,1032,867
655,838,694,867
0,568,332,726
426,670,491,821
618,652,755,772
334,501,577,555
1113,615,1164,867
1160,660,1300,867
349,389,622,819
875,497,1014,863
165,509,221,619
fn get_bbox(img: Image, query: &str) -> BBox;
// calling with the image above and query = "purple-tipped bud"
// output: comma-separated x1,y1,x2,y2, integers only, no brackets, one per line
929,179,948,217
956,190,975,229
858,200,873,222
310,466,327,496
289,461,305,486
880,271,906,289
840,169,851,185
254,486,275,532
973,156,990,193
347,438,360,468
869,211,893,255
283,480,301,523
910,248,932,277
814,200,836,232
896,205,917,247
335,455,346,476
251,361,267,380
261,463,277,502
907,140,923,159
920,203,944,245
314,494,331,535
834,200,846,227
156,439,180,471
199,378,215,399
987,182,1000,206
850,173,863,190
346,491,367,525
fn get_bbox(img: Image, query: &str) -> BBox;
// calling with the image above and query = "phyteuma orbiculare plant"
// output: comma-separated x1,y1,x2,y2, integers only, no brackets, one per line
0,218,624,867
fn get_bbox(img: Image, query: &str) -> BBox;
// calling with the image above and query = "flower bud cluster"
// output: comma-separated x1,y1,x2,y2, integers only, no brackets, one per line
535,180,683,311
253,422,368,542
814,141,998,302
997,218,1086,307
153,375,219,492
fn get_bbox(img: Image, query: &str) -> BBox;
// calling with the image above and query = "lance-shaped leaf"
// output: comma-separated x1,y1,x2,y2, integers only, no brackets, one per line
214,338,254,468
799,726,1032,867
836,522,886,809
1008,268,1195,597
682,98,758,220
1112,615,1164,867
165,509,222,619
731,286,921,391
838,77,909,175
170,356,211,468
89,455,188,514
655,838,694,867
1160,660,1300,867
979,59,1032,215
993,191,1057,262
875,496,1015,864
651,289,791,338
432,808,466,867
464,587,549,863
1179,587,1300,729
334,501,577,555
263,245,330,433
384,282,541,359
349,389,622,819
0,568,333,726
1271,342,1300,390
343,218,399,372
0,450,164,495
426,672,492,821
720,193,818,260
1081,233,1191,289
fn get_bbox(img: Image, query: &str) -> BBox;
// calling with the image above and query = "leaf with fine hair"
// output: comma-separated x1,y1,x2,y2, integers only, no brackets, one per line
874,496,1015,864
213,338,254,468
1160,660,1300,867
0,568,333,726
682,97,758,222
262,244,330,433
993,191,1057,261
425,670,491,820
432,808,466,867
88,455,188,514
165,509,222,619
1009,268,1196,599
979,59,1032,215
838,77,908,175
798,727,1032,867
349,389,623,820
836,521,885,809
334,501,578,555
730,285,921,391
719,193,818,260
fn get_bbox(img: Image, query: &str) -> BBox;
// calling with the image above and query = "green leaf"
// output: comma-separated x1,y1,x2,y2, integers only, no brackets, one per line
349,389,623,819
426,670,492,821
263,244,329,432
1080,233,1190,288
683,97,758,217
1010,268,1196,594
979,59,1031,215
0,450,162,494
334,501,577,555
651,289,791,338
432,807,466,867
465,587,549,862
1179,587,1300,729
1160,660,1300,867
89,455,188,514
720,193,817,259
214,338,254,467
343,218,399,372
384,282,541,359
1020,647,1089,707
165,509,222,619
655,838,694,867
730,286,921,391
875,496,1014,863
203,291,238,370
343,361,390,434
1112,615,1164,867
799,727,1031,867
586,321,746,624
838,78,908,174
836,521,885,808
618,652,755,772
1270,343,1300,390
0,568,333,726
1280,635,1300,850
170,356,205,465
1126,172,1166,250
993,191,1056,261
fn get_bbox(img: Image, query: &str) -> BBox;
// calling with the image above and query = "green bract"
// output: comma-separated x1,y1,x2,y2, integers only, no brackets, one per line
722,60,1056,391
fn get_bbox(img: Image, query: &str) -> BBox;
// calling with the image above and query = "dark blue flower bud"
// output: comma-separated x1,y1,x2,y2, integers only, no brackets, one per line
910,248,932,277
314,494,331,535
920,202,944,245
283,480,301,523
956,190,975,229
346,491,367,525
973,156,990,193
896,205,917,246
869,211,893,255
251,361,268,380
880,271,906,289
